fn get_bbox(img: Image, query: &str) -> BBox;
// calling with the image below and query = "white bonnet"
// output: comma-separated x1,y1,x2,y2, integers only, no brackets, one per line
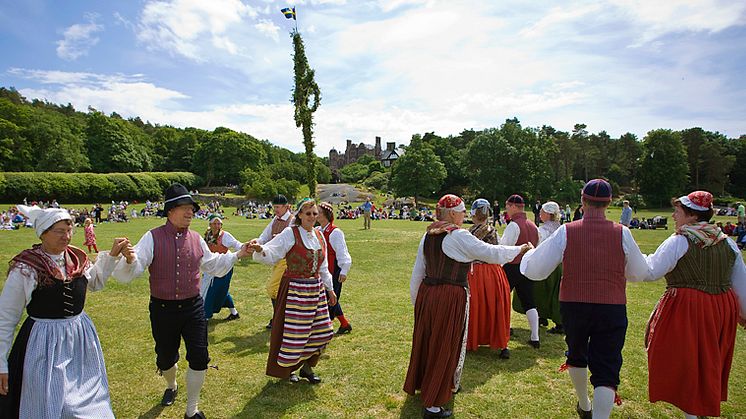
17,205,72,238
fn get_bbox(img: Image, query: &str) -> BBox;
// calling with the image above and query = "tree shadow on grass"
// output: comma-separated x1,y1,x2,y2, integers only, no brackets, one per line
136,403,165,419
210,328,271,356
232,380,317,418
399,393,422,419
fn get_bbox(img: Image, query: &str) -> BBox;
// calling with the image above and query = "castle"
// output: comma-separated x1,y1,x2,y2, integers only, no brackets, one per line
328,136,401,172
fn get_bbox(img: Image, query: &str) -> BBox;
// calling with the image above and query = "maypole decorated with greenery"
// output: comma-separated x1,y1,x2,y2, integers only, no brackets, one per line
282,6,321,197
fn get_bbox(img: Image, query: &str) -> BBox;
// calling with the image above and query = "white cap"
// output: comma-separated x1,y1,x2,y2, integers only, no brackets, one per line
17,205,72,238
541,201,561,215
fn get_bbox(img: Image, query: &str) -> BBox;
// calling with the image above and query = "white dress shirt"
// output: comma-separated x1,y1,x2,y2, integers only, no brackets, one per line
519,224,651,282
645,234,746,317
410,229,523,305
112,230,238,283
318,223,352,276
0,251,120,373
499,222,520,246
257,211,292,245
199,230,244,297
252,226,333,291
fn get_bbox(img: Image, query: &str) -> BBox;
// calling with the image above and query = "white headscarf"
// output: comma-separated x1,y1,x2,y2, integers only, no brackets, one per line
17,205,72,238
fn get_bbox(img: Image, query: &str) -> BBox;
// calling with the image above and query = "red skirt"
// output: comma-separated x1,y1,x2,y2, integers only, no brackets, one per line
466,263,511,351
404,283,467,407
646,287,738,416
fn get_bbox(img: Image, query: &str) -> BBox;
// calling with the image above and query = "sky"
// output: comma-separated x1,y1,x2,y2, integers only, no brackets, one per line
1,0,745,155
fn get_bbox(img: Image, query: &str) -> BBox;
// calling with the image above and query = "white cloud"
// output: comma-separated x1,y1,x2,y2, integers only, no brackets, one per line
255,19,280,42
56,16,104,61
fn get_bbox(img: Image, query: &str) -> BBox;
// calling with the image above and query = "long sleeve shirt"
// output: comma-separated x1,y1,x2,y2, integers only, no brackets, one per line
644,235,746,317
519,224,650,282
318,223,352,276
0,251,120,373
218,231,244,252
257,211,292,245
499,222,520,246
112,230,238,283
252,226,334,291
410,229,524,304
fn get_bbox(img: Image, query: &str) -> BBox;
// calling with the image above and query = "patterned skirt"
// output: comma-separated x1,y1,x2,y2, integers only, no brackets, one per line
266,276,334,378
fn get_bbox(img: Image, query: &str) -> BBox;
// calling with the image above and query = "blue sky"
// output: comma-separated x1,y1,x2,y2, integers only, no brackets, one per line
1,0,745,154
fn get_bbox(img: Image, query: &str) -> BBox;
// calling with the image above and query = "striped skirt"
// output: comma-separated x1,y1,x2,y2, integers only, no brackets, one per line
5,313,114,419
266,276,334,378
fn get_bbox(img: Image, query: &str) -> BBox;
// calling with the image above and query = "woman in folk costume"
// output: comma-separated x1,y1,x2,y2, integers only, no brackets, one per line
465,199,512,359
317,202,353,335
250,198,337,384
201,215,243,321
644,191,746,418
0,205,129,418
513,201,564,334
404,194,531,418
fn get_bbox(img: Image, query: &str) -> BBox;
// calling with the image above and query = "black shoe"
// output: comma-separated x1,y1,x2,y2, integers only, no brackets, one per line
184,411,206,419
576,403,592,419
548,325,564,334
539,318,549,327
299,368,321,384
499,348,510,359
266,319,272,329
422,407,453,418
161,387,177,406
336,324,352,335
225,313,240,321
528,339,540,349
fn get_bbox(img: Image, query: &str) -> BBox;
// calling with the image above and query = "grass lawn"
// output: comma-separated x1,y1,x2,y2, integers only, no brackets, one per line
0,205,744,418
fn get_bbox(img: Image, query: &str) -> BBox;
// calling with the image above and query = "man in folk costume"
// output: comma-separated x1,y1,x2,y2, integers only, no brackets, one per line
113,183,251,419
520,179,650,419
499,194,541,348
201,215,243,321
249,194,294,329
404,194,531,418
317,202,353,334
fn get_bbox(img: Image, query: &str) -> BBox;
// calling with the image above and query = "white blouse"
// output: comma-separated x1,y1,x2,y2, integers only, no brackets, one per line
318,223,352,276
410,229,523,304
252,226,333,291
0,251,120,373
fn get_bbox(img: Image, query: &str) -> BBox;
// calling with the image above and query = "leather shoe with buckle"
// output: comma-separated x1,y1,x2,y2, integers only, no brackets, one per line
336,324,352,335
576,403,592,419
299,368,321,384
499,348,510,359
161,387,177,406
422,407,453,418
225,313,240,321
184,411,206,419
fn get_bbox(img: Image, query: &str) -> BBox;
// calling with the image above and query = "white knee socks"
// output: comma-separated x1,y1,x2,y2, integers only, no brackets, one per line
185,367,206,417
229,307,238,315
592,386,615,419
163,364,178,390
568,367,591,411
526,308,539,341
683,413,697,419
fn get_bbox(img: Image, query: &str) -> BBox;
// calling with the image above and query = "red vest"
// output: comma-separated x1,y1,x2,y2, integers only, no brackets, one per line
321,223,338,271
207,231,229,254
508,212,539,264
283,226,326,279
149,222,204,300
561,209,626,304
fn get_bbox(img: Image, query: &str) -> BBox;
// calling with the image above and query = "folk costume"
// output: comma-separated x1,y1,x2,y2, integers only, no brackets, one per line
644,191,746,417
317,202,353,335
252,221,335,379
0,205,118,418
513,201,563,332
112,184,241,419
500,194,540,347
257,195,295,327
201,215,243,320
465,199,511,354
404,195,524,417
520,180,651,419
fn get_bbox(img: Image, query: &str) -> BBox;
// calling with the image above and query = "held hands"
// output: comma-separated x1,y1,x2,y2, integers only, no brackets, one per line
110,238,134,263
520,242,534,254
236,242,254,259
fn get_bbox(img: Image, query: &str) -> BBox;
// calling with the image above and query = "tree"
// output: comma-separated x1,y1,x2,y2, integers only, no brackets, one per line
727,136,746,198
638,129,688,208
338,162,369,183
86,111,153,173
389,135,446,207
191,128,266,186
290,30,321,197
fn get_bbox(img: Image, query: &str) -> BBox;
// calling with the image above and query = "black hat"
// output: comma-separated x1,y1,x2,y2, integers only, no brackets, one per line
506,194,525,205
582,179,612,202
272,194,288,205
163,183,200,213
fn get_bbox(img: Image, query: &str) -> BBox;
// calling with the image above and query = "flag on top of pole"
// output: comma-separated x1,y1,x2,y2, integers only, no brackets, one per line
281,7,296,20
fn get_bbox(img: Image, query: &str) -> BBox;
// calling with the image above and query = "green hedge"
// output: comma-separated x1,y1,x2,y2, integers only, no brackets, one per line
0,172,202,202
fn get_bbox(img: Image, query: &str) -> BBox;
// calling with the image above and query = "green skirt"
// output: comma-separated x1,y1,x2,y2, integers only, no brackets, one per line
512,266,562,324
